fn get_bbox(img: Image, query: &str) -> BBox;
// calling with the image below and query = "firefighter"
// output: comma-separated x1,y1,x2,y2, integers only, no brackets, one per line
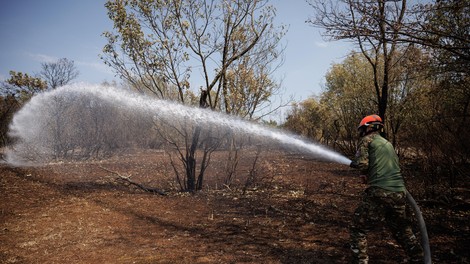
349,114,423,264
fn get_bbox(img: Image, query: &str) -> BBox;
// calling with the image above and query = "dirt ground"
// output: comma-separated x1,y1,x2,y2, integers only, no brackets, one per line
1,149,468,263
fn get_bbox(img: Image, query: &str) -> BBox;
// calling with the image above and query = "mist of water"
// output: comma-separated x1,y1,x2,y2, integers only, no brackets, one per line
5,83,351,166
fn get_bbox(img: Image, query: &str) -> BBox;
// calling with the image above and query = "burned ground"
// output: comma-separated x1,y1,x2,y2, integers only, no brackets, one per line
0,150,468,263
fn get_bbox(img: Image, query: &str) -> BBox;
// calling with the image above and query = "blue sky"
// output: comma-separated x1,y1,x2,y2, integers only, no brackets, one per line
0,0,351,104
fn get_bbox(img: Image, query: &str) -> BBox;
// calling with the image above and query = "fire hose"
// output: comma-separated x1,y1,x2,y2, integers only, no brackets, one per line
406,190,432,264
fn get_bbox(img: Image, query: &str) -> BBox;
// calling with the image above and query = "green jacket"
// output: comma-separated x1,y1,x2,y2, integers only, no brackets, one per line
352,132,405,192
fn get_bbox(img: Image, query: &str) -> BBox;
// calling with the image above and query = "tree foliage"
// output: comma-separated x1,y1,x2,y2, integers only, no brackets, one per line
0,94,21,147
0,71,48,147
6,71,47,96
282,97,324,140
224,56,281,119
284,53,377,155
102,0,285,114
407,0,469,71
400,1,469,188
307,0,409,121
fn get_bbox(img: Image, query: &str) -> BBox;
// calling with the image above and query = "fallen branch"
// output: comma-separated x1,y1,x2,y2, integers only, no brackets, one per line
98,165,166,196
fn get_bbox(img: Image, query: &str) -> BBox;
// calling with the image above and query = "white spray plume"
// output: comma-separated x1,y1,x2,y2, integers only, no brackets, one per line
6,84,351,166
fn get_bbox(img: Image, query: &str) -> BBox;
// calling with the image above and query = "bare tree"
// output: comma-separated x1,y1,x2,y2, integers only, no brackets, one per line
405,0,470,68
307,0,408,121
102,0,286,192
39,58,79,89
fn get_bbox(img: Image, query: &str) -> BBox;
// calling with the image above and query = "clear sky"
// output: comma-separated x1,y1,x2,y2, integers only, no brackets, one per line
0,0,351,104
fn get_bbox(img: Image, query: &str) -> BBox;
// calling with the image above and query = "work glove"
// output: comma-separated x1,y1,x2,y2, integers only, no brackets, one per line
350,160,359,168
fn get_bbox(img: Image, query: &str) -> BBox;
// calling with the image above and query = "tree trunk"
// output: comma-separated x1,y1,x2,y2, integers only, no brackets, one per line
186,90,209,192
186,126,200,192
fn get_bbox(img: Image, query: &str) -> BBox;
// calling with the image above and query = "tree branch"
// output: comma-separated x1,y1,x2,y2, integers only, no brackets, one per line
98,165,166,195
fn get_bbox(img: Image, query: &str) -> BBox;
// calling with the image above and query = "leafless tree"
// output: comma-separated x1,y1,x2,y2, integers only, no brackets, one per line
102,0,287,192
39,58,79,89
307,0,408,121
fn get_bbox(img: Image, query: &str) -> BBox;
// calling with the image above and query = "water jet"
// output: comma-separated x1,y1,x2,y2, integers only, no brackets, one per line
6,83,350,166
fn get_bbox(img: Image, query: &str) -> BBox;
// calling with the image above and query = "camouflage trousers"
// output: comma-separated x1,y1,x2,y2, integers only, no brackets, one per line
349,187,423,264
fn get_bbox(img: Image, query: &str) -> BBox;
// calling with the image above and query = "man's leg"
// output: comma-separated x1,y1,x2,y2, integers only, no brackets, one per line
350,218,369,264
350,190,378,264
386,192,424,263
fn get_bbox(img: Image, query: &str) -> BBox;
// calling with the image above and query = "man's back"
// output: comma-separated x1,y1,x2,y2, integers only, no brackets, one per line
367,134,405,192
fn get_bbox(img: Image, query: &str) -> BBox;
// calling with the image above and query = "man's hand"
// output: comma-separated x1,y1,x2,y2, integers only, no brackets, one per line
350,160,359,168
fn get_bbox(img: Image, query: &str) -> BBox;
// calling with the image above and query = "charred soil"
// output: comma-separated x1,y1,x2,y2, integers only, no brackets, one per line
1,150,468,263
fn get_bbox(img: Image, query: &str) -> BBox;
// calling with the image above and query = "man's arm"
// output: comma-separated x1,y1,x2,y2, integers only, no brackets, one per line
350,136,370,173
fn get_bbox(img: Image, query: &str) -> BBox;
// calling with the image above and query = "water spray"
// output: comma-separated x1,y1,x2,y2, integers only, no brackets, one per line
6,83,350,166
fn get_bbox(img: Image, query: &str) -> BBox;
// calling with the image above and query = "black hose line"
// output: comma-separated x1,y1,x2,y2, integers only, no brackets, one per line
406,190,432,264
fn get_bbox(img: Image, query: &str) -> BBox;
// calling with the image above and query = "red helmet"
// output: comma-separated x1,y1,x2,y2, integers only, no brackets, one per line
358,114,383,129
